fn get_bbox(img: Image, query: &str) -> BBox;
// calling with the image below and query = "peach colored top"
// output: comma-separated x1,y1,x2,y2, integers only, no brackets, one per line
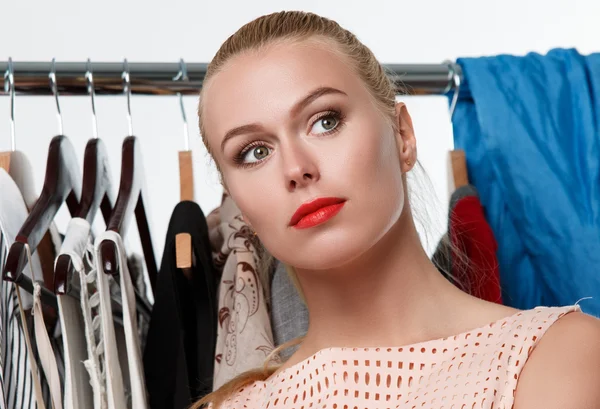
216,305,580,409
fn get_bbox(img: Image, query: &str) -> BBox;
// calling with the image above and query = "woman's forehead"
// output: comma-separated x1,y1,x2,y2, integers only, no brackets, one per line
202,41,365,141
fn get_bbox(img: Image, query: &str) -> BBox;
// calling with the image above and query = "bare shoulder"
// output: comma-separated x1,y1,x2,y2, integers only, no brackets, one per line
514,311,600,409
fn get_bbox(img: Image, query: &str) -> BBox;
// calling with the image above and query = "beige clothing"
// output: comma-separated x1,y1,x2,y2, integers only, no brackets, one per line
209,194,276,390
217,305,580,409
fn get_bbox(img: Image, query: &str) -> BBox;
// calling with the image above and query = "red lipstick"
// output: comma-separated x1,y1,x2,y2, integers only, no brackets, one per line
289,197,346,229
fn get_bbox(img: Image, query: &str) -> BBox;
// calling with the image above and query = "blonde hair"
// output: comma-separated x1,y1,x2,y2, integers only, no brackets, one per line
193,10,409,409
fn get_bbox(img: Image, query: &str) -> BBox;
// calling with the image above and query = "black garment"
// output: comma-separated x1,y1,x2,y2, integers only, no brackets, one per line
143,201,218,409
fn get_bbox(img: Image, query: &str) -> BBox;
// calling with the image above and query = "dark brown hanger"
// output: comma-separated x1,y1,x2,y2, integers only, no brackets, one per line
99,136,157,297
77,138,114,224
54,138,115,295
2,135,81,308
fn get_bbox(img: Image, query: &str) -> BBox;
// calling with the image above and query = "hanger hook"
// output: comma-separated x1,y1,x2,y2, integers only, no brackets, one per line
49,58,63,135
86,58,99,139
445,62,461,151
174,58,190,151
447,62,461,120
122,59,133,135
4,57,16,151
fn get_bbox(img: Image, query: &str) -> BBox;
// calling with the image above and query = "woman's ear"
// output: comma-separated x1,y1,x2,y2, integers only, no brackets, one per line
395,102,417,172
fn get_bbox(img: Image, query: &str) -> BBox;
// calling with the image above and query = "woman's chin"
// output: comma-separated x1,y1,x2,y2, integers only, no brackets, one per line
280,240,370,271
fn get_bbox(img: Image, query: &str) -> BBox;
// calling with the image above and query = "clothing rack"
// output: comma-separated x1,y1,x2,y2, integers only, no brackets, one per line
0,61,462,96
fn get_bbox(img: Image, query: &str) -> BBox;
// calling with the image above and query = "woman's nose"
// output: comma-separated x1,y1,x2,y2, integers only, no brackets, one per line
282,144,320,191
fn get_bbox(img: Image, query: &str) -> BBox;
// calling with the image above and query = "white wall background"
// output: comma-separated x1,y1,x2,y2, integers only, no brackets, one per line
1,0,599,264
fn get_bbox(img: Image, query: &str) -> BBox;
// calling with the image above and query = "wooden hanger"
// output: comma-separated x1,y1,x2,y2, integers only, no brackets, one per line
1,58,16,174
178,151,194,203
76,62,115,226
98,136,157,297
3,59,81,311
0,152,11,172
2,59,40,208
54,61,116,295
175,59,194,271
98,61,156,316
2,59,60,300
75,135,114,224
2,134,81,308
448,150,469,191
176,151,194,270
446,62,470,193
54,138,115,294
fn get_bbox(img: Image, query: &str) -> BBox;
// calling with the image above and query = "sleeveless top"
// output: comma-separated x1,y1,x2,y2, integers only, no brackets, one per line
216,305,580,409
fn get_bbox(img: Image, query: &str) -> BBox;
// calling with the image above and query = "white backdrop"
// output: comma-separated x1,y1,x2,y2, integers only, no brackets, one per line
1,0,599,262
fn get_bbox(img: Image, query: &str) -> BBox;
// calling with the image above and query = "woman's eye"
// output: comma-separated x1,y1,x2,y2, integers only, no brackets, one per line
242,145,270,163
311,115,339,134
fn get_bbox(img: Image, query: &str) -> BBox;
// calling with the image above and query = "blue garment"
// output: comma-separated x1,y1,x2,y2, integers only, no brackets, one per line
450,49,600,317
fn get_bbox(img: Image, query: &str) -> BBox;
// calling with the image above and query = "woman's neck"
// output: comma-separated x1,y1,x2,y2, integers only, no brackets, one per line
294,205,475,354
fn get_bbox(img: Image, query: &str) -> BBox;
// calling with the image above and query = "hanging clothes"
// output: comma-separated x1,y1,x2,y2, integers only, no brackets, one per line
208,194,277,390
13,285,46,409
94,231,149,409
432,186,502,303
0,168,51,409
144,200,218,408
55,218,96,409
33,283,63,409
1,151,38,210
450,48,600,317
125,253,150,353
449,185,502,304
56,220,145,409
270,260,308,359
75,223,109,409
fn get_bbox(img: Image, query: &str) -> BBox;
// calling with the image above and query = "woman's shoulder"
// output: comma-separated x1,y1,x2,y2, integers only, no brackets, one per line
514,308,600,409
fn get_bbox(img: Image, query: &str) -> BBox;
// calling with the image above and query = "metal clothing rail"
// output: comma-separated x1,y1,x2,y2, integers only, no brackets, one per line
0,61,462,96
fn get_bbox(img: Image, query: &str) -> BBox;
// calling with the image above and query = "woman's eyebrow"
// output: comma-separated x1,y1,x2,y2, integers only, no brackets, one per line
220,86,347,152
289,86,347,118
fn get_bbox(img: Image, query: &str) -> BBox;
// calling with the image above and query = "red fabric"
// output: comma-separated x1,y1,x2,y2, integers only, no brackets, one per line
450,195,503,304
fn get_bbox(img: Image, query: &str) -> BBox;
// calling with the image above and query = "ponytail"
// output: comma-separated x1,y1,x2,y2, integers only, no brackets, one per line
190,337,304,409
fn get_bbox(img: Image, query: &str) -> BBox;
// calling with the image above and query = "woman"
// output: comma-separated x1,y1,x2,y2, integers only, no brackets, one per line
194,11,600,409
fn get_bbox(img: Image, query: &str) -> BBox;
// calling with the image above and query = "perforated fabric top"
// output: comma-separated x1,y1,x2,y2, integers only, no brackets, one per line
217,305,580,409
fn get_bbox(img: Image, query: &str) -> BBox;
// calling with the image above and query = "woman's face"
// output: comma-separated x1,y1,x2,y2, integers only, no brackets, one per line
202,40,415,270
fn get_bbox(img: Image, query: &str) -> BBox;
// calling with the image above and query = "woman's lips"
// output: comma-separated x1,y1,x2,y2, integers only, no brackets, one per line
290,197,346,229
